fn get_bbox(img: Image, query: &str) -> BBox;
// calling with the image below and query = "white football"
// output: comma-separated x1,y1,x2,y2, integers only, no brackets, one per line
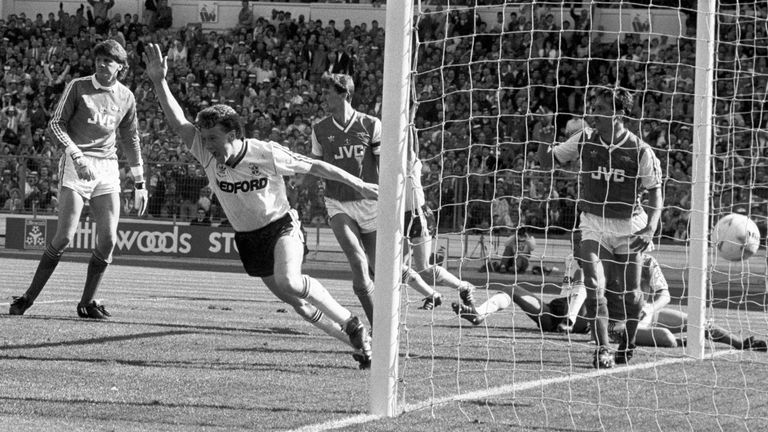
712,213,761,262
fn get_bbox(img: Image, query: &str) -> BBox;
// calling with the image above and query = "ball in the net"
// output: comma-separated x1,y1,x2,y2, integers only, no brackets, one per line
712,213,761,262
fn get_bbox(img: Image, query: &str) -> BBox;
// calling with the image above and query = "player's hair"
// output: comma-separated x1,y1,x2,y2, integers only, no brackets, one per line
593,86,634,119
325,73,355,101
196,104,244,139
93,39,128,66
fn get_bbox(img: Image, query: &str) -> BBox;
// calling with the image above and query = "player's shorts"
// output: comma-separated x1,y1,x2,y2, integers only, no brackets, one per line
404,205,436,239
324,197,377,233
579,211,654,255
545,296,591,334
235,210,306,278
59,154,121,199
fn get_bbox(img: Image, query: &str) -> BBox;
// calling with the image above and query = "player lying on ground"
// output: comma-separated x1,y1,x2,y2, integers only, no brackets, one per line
144,43,373,369
454,253,768,352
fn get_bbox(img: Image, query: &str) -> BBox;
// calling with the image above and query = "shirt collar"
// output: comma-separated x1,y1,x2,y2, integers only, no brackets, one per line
91,75,116,92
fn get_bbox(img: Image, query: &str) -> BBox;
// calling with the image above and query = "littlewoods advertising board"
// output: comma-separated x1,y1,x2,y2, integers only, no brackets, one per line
5,217,240,259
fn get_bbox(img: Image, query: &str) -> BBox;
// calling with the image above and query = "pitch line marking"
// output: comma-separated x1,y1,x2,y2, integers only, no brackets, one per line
290,349,737,432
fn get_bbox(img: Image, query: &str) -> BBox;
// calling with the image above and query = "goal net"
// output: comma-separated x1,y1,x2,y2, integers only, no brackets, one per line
374,0,768,428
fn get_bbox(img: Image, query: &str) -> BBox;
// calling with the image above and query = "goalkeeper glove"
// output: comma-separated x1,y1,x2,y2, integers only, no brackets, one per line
134,182,148,216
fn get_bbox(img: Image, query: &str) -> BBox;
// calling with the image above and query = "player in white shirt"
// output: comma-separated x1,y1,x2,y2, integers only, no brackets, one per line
10,40,148,319
144,43,374,368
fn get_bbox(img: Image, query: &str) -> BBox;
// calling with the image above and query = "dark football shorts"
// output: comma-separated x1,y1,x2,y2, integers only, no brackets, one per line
542,296,591,334
235,212,306,278
404,205,436,239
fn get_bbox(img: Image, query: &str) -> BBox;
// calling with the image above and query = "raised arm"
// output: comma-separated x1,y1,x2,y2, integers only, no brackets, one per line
143,43,196,145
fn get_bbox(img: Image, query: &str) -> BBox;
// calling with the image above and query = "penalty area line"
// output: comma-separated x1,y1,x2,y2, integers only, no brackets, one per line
291,349,737,432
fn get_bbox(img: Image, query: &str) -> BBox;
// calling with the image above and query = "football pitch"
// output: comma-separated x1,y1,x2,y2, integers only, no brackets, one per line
2,255,768,431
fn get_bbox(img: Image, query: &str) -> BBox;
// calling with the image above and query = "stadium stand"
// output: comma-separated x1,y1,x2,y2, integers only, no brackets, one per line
0,0,764,241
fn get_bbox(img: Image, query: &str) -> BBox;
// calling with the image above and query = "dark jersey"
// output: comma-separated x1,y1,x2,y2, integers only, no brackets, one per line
553,128,662,219
310,110,381,202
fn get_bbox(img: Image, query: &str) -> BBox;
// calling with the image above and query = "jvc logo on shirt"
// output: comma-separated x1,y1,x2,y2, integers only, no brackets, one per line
590,166,626,182
87,112,117,128
218,178,268,194
332,144,366,160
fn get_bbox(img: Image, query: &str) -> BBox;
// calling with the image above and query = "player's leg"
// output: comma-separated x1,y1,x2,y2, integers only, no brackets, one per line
410,221,475,305
511,285,547,323
579,241,610,345
329,213,375,325
453,290,513,325
10,186,85,315
77,191,120,318
614,252,644,363
402,241,440,309
579,236,613,368
635,326,678,348
658,308,768,350
266,228,371,367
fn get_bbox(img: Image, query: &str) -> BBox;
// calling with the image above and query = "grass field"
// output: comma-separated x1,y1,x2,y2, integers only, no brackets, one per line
2,255,768,431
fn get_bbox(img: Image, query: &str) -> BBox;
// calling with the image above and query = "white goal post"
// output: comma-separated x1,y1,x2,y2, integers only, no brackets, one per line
370,0,762,422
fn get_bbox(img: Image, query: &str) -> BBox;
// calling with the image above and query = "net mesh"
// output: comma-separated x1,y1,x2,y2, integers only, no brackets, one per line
393,0,768,428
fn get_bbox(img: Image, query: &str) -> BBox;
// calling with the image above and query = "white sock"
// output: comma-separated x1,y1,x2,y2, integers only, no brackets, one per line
302,275,352,324
304,309,354,348
476,292,512,316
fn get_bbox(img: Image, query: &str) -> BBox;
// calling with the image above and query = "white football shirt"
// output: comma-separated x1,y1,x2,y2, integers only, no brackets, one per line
189,133,313,232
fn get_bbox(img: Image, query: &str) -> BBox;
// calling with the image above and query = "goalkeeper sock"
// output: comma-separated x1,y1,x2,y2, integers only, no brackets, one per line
477,292,512,316
303,308,354,348
300,275,352,324
80,253,110,305
25,243,64,302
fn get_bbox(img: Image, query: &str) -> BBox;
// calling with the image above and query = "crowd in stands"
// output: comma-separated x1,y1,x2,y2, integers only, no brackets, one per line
0,0,765,241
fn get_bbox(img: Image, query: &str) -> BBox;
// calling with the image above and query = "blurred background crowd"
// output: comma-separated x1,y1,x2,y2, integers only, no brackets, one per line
0,0,765,242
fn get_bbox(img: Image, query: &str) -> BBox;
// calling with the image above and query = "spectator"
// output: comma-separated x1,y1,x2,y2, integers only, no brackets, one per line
87,0,115,22
154,0,172,30
237,0,255,31
190,207,212,226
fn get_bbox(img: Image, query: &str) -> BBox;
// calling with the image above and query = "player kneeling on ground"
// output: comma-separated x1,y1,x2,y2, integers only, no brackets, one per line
144,43,373,369
607,254,768,352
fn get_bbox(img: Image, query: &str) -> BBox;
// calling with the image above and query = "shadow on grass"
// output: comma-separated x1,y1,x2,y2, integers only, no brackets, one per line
0,314,310,336
0,329,195,350
0,351,360,372
0,394,360,415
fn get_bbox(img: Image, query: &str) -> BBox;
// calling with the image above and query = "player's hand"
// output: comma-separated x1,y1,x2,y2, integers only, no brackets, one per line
630,225,654,252
133,184,148,216
358,182,378,200
638,304,654,328
73,156,96,181
142,43,168,83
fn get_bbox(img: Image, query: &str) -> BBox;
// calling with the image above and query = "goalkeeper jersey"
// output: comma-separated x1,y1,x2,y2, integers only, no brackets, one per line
310,110,381,202
49,75,141,166
189,133,314,232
